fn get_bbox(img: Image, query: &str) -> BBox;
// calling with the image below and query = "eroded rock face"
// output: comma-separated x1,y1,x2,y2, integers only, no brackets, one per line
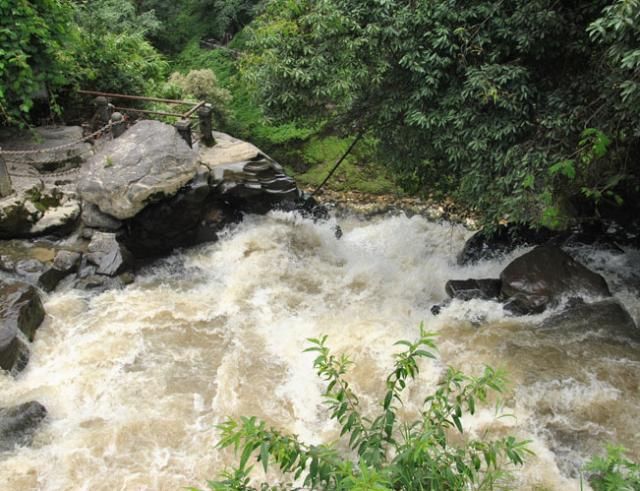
203,131,300,213
78,120,199,219
0,401,47,452
500,245,611,314
0,281,45,373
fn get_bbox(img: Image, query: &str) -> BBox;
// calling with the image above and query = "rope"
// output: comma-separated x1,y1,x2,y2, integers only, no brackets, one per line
310,131,364,197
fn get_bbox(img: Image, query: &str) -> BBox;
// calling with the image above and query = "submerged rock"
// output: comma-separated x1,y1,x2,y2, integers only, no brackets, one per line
500,245,611,314
540,299,639,342
0,281,45,373
0,401,47,452
78,120,199,220
445,279,501,301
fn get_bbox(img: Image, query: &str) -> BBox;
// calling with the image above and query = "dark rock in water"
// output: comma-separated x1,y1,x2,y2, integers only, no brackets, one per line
0,281,45,372
458,224,558,264
121,168,234,257
0,401,47,451
445,279,501,301
86,232,133,276
540,299,639,342
334,225,343,239
500,245,611,314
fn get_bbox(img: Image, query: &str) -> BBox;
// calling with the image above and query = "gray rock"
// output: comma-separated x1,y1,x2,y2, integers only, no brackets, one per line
86,232,133,276
0,401,47,451
0,281,45,373
81,203,122,230
29,197,81,235
0,125,91,172
78,120,199,219
0,184,80,239
500,245,611,314
53,250,81,272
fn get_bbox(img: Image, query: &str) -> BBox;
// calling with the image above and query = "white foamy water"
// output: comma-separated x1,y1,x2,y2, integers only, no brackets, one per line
1,211,639,490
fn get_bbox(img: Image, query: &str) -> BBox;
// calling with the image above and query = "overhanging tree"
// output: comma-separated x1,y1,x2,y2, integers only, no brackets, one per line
243,0,639,228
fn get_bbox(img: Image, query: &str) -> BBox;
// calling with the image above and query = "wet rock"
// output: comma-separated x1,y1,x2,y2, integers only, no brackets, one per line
81,203,122,231
202,132,300,214
53,250,81,273
86,232,133,276
121,167,229,257
0,401,47,452
0,281,45,372
78,120,199,220
445,279,501,301
540,299,639,342
458,224,558,264
500,245,611,314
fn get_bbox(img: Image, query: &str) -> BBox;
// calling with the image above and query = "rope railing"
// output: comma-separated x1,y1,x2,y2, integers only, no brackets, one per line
0,120,124,158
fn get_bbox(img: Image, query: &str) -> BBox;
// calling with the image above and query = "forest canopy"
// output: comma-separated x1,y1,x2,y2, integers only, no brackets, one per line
1,0,638,229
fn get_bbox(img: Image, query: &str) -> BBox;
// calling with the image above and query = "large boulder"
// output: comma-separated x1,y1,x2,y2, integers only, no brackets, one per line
0,401,47,451
0,281,45,373
78,120,199,219
500,245,611,314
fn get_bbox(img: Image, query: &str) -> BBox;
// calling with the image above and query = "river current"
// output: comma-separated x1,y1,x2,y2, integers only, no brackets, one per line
1,211,639,490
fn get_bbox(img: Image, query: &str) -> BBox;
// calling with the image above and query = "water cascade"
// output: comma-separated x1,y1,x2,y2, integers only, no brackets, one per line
1,211,639,490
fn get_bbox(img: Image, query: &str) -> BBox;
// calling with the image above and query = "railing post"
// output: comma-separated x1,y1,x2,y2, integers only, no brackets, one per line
175,119,192,148
110,112,126,138
198,104,215,147
92,96,111,130
0,151,13,198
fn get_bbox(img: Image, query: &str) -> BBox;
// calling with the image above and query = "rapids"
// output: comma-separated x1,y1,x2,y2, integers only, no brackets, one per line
1,211,639,490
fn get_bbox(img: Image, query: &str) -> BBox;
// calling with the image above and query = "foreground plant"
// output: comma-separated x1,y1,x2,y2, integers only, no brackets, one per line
201,325,531,490
584,445,640,491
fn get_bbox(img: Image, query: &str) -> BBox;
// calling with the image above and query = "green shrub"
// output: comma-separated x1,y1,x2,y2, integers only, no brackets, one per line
167,69,232,125
200,325,531,490
585,446,640,491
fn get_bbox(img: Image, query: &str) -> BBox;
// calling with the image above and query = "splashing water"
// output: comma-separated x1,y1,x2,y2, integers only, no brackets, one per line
1,211,639,490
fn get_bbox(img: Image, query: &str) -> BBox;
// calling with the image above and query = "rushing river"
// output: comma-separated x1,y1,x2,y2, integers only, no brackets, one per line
1,211,639,490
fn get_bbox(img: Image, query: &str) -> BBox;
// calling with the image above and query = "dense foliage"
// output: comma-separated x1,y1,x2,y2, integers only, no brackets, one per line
203,326,531,490
0,0,75,123
243,0,640,227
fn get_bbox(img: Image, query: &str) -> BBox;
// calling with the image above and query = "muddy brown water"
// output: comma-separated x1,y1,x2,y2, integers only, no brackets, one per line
1,212,638,490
